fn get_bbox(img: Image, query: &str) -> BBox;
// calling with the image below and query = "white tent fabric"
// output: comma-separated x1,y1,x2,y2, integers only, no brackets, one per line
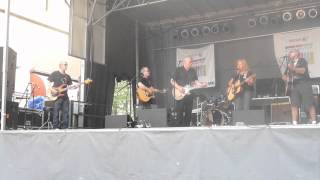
0,126,320,180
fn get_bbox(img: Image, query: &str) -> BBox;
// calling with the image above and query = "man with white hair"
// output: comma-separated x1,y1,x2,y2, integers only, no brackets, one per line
48,60,72,129
171,57,206,126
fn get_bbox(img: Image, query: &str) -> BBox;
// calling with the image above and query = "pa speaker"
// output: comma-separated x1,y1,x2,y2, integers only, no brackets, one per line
233,110,265,125
105,115,132,128
137,108,167,127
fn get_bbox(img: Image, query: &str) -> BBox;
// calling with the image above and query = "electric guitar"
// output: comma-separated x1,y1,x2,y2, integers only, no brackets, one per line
226,74,256,101
47,78,92,101
172,82,213,101
136,87,167,103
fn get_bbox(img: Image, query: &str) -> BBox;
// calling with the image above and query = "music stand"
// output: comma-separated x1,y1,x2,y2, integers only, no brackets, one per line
39,100,54,129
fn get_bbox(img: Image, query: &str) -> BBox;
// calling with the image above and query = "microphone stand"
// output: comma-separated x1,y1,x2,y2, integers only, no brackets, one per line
30,84,36,129
273,56,288,97
21,82,32,129
115,76,137,123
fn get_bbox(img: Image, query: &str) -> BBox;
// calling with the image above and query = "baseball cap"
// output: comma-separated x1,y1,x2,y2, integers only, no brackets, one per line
59,60,68,65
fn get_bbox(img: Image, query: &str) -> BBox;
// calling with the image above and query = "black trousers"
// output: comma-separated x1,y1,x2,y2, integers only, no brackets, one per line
175,95,193,127
53,97,69,129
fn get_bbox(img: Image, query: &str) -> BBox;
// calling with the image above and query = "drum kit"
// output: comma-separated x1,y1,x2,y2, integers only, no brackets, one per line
194,95,234,127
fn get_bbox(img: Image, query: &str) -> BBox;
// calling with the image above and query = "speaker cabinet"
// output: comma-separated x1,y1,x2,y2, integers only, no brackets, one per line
105,115,132,128
233,110,265,125
136,108,167,127
271,103,291,123
0,47,17,101
0,101,18,129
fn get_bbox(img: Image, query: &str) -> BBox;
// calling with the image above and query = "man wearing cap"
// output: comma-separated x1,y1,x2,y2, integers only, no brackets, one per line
48,60,72,129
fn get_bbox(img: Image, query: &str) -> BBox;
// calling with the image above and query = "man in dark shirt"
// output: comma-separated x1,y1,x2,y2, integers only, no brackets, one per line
171,57,206,126
137,67,159,109
282,50,317,125
48,60,72,129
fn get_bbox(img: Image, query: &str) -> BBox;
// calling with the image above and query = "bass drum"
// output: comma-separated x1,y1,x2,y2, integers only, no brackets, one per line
201,109,231,126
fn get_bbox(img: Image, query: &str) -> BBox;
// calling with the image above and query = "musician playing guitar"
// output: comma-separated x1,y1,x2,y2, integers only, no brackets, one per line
170,57,207,127
137,66,161,109
48,60,72,129
227,58,256,111
282,50,316,125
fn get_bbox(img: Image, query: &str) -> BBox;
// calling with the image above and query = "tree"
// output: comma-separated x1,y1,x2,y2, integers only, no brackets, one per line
112,80,133,116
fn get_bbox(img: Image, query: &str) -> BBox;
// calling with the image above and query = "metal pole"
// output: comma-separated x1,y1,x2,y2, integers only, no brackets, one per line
135,20,139,86
133,20,139,121
1,0,11,131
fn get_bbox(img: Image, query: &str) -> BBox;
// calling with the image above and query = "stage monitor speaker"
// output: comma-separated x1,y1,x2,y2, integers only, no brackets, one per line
137,108,167,127
105,115,131,128
233,110,265,125
270,103,291,124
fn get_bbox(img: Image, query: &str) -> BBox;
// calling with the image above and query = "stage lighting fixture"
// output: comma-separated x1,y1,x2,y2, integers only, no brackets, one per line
211,24,219,33
282,11,293,22
248,18,257,28
190,27,200,37
296,9,306,20
259,15,269,25
201,26,211,35
221,23,231,33
180,29,189,39
308,8,318,18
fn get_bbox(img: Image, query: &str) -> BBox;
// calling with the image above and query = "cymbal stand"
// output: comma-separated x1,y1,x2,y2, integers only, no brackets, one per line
39,107,53,129
196,97,202,126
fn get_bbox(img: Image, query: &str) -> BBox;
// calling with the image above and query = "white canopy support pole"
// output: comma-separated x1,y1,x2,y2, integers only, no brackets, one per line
1,0,11,131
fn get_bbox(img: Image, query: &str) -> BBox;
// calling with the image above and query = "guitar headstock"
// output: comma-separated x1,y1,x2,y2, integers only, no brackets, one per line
84,78,93,85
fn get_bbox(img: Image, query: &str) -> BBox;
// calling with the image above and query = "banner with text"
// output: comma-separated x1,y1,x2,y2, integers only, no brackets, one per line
176,44,215,87
274,28,320,77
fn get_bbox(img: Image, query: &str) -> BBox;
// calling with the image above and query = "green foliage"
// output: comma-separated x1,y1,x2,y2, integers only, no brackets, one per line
112,80,132,115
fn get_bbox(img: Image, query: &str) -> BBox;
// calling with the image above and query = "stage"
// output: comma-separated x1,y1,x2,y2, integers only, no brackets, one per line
0,125,320,180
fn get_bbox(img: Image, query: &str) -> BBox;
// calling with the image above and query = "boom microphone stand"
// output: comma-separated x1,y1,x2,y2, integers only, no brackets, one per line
21,82,32,129
273,56,288,97
115,76,137,124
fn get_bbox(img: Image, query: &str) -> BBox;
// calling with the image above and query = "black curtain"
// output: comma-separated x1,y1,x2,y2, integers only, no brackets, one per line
84,13,137,128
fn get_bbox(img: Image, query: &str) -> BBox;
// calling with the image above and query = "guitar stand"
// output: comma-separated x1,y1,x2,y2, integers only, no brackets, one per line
39,108,53,129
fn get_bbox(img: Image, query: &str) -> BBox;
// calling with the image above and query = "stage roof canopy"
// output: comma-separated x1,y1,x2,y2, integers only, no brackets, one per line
112,0,311,26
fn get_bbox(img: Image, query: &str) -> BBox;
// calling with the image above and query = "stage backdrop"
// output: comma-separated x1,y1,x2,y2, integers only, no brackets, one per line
176,44,215,87
274,28,320,78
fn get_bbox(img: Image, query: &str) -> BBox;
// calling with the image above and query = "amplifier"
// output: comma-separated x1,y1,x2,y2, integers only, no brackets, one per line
270,103,291,124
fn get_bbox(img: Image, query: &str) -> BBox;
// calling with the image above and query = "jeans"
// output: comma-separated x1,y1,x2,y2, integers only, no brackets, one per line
176,95,193,127
235,90,252,111
53,97,69,129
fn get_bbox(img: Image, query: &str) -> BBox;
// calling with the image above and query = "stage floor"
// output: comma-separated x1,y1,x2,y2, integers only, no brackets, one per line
1,125,320,180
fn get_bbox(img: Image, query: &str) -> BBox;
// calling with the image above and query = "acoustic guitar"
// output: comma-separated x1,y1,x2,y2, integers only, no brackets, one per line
226,74,256,101
136,87,167,103
47,78,92,101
